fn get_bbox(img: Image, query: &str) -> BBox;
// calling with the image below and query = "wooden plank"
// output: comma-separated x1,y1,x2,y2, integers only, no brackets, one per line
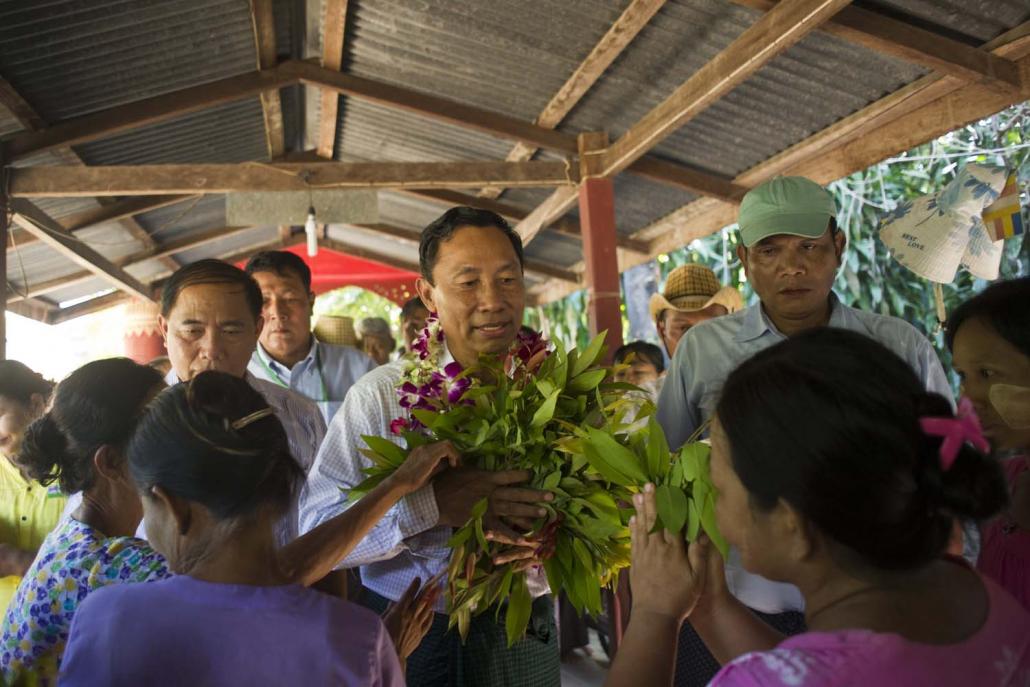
46,291,131,325
397,190,529,220
551,218,650,254
8,161,578,197
628,157,748,203
480,0,668,199
6,298,54,324
292,60,581,154
512,186,580,244
3,66,298,161
531,24,1030,306
8,225,258,303
8,195,196,250
317,0,348,159
249,0,287,159
600,0,852,177
730,0,1022,89
8,199,154,302
348,222,579,283
0,75,46,131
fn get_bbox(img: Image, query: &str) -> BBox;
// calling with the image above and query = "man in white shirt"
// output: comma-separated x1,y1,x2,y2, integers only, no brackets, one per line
158,259,326,544
300,207,559,686
245,251,377,424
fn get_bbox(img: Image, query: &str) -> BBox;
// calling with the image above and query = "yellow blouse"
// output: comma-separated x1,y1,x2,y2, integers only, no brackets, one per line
0,456,66,615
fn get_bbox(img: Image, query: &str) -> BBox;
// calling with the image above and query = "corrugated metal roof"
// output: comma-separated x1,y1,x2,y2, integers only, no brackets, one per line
73,99,268,166
872,0,1030,43
0,0,258,121
175,226,279,265
560,0,928,181
134,196,228,245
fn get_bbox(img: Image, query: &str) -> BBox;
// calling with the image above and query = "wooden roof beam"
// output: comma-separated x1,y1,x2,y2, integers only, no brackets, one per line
2,66,298,161
480,0,669,200
7,161,577,197
249,0,287,159
317,0,348,159
7,195,198,251
8,200,154,302
730,0,1023,90
8,225,257,303
600,0,852,178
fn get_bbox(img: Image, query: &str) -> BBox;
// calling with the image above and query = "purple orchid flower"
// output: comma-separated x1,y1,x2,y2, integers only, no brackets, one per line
439,361,472,404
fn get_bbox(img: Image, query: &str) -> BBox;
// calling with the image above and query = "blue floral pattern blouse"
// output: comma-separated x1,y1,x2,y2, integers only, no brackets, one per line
0,517,169,685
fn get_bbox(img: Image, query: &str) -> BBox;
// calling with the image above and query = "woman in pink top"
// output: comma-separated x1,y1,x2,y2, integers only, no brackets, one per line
947,277,1030,611
606,328,1030,687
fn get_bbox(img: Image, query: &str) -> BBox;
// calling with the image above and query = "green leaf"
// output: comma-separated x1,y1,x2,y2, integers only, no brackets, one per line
360,435,408,468
505,574,532,647
700,494,728,558
585,428,648,484
531,390,560,429
448,526,473,549
581,442,633,487
686,498,700,541
645,416,671,479
567,368,608,394
541,469,562,490
572,332,607,377
655,484,689,533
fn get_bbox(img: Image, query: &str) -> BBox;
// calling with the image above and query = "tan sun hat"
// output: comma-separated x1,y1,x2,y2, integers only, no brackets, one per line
649,264,744,323
313,315,359,347
879,164,1008,283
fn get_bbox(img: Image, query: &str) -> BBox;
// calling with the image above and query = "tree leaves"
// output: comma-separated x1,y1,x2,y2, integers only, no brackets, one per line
505,574,532,647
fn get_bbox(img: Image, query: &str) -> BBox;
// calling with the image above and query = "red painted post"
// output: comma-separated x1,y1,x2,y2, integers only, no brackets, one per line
577,132,623,353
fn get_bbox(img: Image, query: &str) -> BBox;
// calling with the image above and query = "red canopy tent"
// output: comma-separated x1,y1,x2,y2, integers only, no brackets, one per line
238,244,420,306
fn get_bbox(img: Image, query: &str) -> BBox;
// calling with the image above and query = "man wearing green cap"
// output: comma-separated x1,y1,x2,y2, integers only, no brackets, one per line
655,176,953,687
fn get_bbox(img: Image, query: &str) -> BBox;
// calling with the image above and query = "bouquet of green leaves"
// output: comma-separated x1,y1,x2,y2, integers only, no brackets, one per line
354,320,725,645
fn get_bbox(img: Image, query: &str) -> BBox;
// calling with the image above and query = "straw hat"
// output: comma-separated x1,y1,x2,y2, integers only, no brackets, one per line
313,315,359,347
649,264,744,323
879,164,1008,283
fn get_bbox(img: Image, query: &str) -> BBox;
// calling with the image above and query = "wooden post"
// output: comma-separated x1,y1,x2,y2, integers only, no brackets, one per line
577,132,623,352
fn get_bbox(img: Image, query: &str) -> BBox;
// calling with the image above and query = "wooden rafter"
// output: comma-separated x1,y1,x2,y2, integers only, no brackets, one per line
480,0,668,200
8,195,197,251
346,222,579,284
7,161,578,197
8,200,154,302
46,291,132,325
3,66,297,161
317,0,348,159
7,225,256,303
600,0,852,178
249,0,287,159
730,0,1023,90
0,70,181,271
529,23,1030,306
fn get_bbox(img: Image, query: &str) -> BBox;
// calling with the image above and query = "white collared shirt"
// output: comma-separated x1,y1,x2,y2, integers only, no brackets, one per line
248,338,377,424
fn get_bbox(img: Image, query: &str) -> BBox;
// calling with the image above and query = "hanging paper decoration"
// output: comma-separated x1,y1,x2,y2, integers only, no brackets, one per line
982,173,1024,241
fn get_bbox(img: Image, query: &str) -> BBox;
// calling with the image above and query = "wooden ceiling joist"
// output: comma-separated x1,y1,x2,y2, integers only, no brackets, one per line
599,0,852,178
398,189,531,221
346,222,579,284
730,0,1023,90
0,75,46,131
8,195,197,251
480,0,668,200
249,0,287,159
7,161,578,197
2,66,296,161
8,200,154,302
529,22,1030,306
8,225,257,304
317,0,348,159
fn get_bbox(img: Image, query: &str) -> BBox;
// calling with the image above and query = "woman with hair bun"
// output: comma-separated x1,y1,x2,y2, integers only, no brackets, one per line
0,361,62,615
59,371,420,685
606,328,1029,687
2,362,454,686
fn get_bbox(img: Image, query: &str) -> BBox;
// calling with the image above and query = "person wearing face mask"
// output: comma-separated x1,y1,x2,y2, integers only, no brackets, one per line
947,277,1030,611
0,362,63,615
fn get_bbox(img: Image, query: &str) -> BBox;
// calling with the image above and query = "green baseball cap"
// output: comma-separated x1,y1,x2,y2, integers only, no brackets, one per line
738,176,836,247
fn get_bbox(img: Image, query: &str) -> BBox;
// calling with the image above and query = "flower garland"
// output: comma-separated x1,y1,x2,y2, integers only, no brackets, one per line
390,315,548,435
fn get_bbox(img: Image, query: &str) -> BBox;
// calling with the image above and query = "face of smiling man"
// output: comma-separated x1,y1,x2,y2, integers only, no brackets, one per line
416,224,526,369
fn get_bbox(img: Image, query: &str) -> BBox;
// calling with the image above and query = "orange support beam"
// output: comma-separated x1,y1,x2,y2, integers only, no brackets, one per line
577,132,623,353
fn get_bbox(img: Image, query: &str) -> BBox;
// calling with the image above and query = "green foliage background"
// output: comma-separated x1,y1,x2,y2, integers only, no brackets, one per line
527,104,1030,373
